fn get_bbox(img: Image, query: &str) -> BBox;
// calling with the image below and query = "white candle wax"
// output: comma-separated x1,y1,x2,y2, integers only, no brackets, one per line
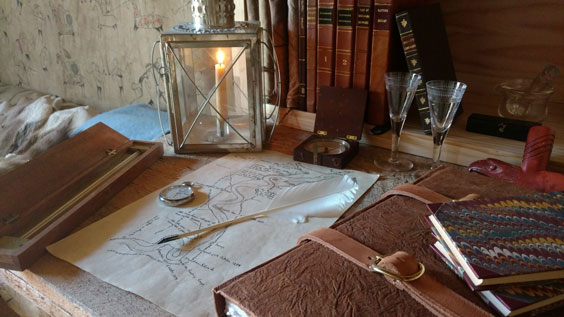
215,50,228,137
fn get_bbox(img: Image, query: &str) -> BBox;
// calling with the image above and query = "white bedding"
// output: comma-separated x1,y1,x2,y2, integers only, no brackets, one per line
0,84,96,175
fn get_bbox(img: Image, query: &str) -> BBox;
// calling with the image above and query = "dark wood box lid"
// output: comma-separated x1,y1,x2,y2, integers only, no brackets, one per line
314,86,368,141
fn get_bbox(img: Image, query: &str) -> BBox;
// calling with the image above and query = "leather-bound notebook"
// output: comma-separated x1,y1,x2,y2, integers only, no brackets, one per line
306,0,317,112
351,0,372,90
316,0,337,105
396,3,459,135
333,0,355,88
213,167,554,316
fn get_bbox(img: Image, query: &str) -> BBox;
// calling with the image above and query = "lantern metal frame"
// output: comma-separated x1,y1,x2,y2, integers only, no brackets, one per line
160,21,273,153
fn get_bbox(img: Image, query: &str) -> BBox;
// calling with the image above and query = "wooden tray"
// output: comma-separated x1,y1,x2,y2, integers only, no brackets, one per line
0,123,163,270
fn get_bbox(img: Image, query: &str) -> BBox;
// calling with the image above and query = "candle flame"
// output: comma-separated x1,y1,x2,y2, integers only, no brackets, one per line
216,50,224,65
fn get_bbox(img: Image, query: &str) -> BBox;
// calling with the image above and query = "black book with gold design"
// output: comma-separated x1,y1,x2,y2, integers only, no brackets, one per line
395,3,460,135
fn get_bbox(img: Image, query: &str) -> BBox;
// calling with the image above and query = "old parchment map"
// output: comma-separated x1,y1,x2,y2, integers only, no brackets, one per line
48,152,378,316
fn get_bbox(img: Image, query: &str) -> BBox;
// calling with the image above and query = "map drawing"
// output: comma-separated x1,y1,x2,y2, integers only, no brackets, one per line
48,152,379,316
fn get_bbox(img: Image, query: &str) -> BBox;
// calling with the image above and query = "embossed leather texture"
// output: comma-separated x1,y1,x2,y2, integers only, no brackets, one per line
213,167,558,316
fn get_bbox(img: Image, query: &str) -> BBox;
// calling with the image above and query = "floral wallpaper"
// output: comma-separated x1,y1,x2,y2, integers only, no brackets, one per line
0,0,194,112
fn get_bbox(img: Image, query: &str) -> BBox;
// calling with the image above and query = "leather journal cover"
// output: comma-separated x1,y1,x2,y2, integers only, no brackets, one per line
306,0,318,112
213,167,544,316
334,0,355,88
396,3,459,135
316,0,337,105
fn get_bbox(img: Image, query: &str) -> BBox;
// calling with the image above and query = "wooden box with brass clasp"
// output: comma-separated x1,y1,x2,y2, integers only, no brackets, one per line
0,123,163,270
293,86,368,169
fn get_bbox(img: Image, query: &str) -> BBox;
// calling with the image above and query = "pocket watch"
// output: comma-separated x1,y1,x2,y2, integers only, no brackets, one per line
159,181,195,207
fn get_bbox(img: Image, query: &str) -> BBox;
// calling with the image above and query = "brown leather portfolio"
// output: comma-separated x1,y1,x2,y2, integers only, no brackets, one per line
213,166,543,316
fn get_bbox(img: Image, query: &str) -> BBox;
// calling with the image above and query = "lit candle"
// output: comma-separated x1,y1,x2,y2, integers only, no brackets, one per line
215,49,228,137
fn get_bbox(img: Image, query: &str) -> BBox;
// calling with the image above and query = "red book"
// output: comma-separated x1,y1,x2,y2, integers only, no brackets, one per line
298,0,308,108
366,0,394,128
287,0,300,108
316,0,337,104
269,0,289,107
333,0,355,87
306,0,318,112
351,0,372,89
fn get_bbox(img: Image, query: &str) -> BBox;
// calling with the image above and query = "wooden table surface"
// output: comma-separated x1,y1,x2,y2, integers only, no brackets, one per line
0,125,447,316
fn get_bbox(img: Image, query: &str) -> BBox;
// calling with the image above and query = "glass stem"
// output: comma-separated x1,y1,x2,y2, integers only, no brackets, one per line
389,119,404,163
432,143,442,166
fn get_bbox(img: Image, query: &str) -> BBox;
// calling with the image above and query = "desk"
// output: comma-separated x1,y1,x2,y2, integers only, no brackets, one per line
0,126,444,316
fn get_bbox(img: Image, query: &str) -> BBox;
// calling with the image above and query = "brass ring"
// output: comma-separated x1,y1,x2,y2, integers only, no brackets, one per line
370,261,425,282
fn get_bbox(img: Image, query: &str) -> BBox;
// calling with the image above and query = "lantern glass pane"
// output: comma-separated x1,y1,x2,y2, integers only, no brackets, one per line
171,45,251,146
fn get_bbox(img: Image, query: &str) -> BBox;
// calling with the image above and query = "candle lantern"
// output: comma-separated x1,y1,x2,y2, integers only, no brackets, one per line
160,1,279,153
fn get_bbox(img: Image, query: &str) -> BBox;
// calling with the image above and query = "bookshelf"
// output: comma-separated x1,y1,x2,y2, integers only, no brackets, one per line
279,97,564,172
278,0,564,172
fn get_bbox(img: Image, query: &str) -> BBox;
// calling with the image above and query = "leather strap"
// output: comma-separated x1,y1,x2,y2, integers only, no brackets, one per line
298,228,491,317
381,184,480,204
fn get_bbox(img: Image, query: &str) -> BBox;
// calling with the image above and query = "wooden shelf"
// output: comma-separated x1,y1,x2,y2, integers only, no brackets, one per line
278,97,564,172
277,0,564,172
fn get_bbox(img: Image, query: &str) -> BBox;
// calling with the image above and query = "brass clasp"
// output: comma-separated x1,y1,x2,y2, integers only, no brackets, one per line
369,255,425,282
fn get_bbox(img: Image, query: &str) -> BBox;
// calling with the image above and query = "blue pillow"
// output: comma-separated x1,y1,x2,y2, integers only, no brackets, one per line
72,103,170,141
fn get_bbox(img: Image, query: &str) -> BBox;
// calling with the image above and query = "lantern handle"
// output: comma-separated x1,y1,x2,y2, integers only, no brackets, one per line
152,40,173,146
259,28,281,144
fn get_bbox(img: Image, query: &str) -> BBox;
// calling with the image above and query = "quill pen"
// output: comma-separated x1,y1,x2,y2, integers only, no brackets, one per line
156,175,358,244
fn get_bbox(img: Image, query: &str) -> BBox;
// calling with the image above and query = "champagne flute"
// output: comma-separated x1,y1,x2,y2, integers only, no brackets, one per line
426,80,467,169
374,72,421,172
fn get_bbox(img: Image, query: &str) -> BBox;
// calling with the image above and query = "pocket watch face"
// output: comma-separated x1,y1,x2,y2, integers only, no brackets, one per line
159,182,195,207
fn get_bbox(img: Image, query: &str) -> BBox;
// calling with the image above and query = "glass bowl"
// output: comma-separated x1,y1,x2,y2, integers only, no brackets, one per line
496,79,554,122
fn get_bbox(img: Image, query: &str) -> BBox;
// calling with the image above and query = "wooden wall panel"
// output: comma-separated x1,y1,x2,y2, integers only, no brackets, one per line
437,0,564,110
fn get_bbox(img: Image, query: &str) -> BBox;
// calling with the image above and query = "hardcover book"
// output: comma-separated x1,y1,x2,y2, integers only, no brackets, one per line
365,0,413,130
395,3,459,134
213,167,548,316
269,0,289,107
351,0,372,90
306,0,318,112
316,0,337,104
432,241,564,316
298,0,308,107
287,0,301,108
365,0,394,128
427,191,564,288
334,0,356,87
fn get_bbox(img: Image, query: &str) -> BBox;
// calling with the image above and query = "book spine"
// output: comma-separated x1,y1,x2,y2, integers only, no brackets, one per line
333,0,355,88
269,0,289,107
316,0,337,104
365,0,393,127
352,0,372,90
306,0,318,112
396,10,432,134
287,0,300,108
298,0,308,108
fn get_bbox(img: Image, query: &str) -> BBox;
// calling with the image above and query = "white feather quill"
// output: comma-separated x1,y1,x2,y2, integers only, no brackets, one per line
265,174,358,223
157,175,358,244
